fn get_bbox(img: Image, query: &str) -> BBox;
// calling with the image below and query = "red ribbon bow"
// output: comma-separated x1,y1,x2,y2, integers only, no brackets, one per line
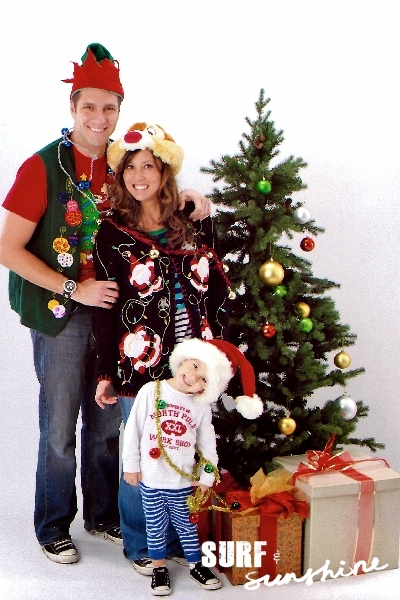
293,434,389,483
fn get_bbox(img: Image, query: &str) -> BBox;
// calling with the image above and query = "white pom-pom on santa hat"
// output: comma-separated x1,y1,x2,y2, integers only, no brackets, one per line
207,339,264,419
169,338,263,419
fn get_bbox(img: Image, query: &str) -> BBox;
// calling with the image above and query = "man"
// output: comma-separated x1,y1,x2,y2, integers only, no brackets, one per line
0,43,209,565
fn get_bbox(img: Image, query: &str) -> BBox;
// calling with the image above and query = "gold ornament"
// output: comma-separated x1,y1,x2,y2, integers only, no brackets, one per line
334,351,352,369
258,260,284,286
48,299,59,311
278,416,296,435
228,288,236,300
53,237,70,253
149,247,160,259
295,302,310,318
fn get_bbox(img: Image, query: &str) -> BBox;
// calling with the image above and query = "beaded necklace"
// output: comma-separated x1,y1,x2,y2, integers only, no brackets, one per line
58,127,112,205
153,380,230,519
47,129,112,320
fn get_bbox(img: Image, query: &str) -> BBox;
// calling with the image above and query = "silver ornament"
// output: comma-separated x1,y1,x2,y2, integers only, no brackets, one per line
293,206,311,224
335,395,357,420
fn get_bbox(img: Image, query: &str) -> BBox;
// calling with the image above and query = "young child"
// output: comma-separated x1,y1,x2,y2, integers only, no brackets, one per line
122,337,263,596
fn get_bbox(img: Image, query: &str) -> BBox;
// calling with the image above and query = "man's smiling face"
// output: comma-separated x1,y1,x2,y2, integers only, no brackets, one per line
70,88,120,156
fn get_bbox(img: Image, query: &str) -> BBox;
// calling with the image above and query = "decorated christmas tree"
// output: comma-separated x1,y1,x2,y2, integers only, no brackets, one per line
202,90,383,488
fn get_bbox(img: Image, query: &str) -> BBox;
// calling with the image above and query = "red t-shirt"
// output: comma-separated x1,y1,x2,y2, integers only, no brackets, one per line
3,146,111,281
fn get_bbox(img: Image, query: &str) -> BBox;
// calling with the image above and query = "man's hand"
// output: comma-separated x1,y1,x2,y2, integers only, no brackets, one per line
124,472,142,486
95,379,118,409
72,278,119,308
178,189,211,221
0,210,119,308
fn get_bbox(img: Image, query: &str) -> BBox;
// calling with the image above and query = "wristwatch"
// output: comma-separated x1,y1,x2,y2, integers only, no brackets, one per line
62,279,77,299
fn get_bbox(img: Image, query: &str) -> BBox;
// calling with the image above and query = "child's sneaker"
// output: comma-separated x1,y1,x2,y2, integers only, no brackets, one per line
151,566,171,596
190,562,221,590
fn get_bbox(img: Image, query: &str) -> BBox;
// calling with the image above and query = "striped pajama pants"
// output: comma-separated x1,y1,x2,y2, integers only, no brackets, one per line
139,482,201,563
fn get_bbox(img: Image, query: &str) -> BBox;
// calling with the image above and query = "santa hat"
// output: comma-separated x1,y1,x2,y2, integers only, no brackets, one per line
107,122,184,175
62,43,124,99
169,338,264,420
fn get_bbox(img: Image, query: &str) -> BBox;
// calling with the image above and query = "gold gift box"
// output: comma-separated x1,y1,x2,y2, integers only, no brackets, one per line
214,508,303,585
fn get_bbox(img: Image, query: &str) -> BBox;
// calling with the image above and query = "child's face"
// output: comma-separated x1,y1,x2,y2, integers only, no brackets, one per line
174,359,208,395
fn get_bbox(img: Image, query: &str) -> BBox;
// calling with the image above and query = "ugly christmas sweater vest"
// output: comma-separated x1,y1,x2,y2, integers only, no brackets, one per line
9,139,92,336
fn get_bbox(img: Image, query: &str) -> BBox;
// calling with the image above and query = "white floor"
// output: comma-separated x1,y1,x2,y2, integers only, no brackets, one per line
0,267,399,599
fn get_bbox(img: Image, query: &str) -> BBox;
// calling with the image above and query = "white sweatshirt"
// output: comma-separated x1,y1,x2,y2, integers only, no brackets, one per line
122,380,218,489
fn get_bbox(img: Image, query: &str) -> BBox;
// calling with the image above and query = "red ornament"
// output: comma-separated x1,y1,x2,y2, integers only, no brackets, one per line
65,209,82,226
300,237,315,251
149,447,161,459
189,513,200,524
261,323,276,338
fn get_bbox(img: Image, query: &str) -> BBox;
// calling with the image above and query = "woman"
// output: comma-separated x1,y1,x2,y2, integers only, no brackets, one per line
92,122,231,575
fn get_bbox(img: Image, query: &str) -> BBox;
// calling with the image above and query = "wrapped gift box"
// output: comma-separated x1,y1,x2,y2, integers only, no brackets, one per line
214,508,303,585
275,448,400,580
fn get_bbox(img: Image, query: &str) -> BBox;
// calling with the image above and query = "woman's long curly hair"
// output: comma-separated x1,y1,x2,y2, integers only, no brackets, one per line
108,150,194,249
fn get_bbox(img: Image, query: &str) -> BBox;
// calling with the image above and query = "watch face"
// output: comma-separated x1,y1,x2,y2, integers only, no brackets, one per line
64,280,76,293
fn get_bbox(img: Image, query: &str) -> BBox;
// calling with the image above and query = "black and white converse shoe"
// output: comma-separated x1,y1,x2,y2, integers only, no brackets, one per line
151,566,171,596
190,562,221,590
42,538,79,564
132,558,154,576
85,524,123,546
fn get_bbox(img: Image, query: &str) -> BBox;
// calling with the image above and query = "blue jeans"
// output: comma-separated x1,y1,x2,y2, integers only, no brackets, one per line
119,396,182,560
31,306,122,545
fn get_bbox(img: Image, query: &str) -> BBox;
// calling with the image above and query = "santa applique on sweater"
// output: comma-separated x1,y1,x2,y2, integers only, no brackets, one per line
119,326,162,375
129,255,163,297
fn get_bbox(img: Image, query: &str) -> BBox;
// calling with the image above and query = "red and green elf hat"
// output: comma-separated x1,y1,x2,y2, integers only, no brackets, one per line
62,43,124,99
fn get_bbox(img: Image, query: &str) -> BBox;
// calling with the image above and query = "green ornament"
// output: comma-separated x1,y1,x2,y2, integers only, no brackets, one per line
299,317,313,333
204,463,214,474
256,179,272,194
157,399,167,409
274,285,287,297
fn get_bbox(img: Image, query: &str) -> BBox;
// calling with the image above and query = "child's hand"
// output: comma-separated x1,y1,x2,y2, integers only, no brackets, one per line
124,472,142,486
95,380,118,409
192,482,210,496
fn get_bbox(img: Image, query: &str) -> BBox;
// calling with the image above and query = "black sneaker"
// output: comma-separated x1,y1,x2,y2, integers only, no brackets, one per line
132,558,154,576
168,556,189,567
85,525,123,546
42,538,79,564
190,562,221,590
151,566,171,596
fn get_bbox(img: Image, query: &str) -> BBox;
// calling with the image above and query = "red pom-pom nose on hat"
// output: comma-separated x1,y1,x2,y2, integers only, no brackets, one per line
124,131,143,144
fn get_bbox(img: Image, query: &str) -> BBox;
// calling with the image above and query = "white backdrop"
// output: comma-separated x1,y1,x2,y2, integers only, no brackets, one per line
1,1,399,468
